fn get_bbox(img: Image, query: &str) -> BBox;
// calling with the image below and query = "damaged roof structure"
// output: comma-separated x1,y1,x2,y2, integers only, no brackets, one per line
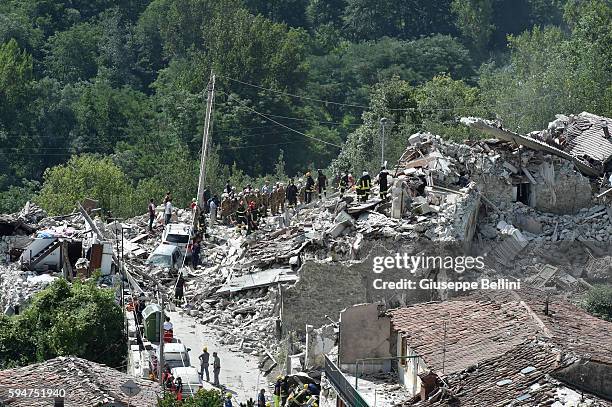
0,356,161,406
0,112,610,406
389,289,612,406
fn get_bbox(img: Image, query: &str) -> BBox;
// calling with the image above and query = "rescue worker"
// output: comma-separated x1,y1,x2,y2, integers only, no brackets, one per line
273,376,282,407
247,201,259,234
191,240,201,269
199,346,210,381
174,273,185,306
277,183,286,212
148,198,156,232
305,172,315,204
203,186,212,213
286,179,298,207
317,169,327,198
338,171,349,197
224,393,233,407
357,171,372,202
220,194,231,224
377,166,390,200
280,376,290,406
235,201,248,230
213,352,221,386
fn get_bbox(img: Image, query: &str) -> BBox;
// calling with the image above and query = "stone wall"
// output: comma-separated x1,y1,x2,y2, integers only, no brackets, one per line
339,303,392,374
282,261,367,335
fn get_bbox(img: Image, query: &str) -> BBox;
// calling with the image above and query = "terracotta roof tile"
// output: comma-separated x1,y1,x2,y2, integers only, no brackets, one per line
389,299,540,374
0,356,161,407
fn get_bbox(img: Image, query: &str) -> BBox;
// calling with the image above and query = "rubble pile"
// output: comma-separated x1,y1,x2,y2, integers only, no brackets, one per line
0,263,58,313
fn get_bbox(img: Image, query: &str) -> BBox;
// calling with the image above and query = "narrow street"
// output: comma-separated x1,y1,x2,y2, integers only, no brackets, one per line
166,309,263,403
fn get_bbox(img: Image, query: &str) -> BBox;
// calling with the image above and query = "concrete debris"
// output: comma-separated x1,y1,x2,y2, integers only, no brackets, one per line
0,112,611,403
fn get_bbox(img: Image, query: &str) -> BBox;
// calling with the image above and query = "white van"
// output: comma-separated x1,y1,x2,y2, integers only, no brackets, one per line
162,223,192,258
161,342,191,369
171,366,206,397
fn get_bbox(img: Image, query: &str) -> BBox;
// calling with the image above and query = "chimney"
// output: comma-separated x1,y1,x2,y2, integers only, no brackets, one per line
601,119,610,138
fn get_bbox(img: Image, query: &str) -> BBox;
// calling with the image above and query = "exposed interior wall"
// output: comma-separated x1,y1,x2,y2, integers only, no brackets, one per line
476,161,592,215
282,261,367,335
283,242,435,336
396,336,428,396
338,303,391,374
553,360,612,401
305,324,336,370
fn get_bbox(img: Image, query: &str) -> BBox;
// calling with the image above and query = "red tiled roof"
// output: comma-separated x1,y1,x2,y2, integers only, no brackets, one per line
403,341,612,407
389,299,540,374
0,356,162,407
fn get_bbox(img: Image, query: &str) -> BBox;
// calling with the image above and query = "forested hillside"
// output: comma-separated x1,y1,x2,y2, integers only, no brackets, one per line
0,0,610,216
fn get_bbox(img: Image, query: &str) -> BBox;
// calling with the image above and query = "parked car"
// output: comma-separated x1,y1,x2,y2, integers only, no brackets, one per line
162,223,192,258
171,366,205,397
145,244,182,271
160,342,191,370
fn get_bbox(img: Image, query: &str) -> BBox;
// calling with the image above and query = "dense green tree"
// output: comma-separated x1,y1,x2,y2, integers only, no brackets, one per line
306,0,346,28
36,154,133,216
44,21,101,83
479,0,611,133
242,0,309,27
70,81,153,154
451,0,495,53
0,39,33,121
0,278,125,369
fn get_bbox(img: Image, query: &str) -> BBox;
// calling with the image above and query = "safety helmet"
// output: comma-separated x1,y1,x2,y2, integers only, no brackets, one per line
304,384,308,389
203,346,207,352
277,375,283,380
226,393,232,398
363,171,368,176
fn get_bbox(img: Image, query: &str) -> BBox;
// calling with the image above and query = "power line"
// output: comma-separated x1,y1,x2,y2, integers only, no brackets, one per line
219,90,343,149
220,74,556,112
219,74,371,110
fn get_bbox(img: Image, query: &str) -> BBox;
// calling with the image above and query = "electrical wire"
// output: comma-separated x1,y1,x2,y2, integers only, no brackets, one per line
220,73,555,112
218,90,343,149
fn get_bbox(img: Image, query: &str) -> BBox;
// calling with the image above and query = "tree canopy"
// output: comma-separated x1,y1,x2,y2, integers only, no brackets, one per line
0,0,609,215
0,278,126,369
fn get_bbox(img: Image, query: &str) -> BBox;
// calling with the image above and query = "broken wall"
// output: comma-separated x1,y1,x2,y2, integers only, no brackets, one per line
339,303,392,374
282,261,367,335
305,324,336,370
282,243,435,336
476,161,592,215
553,360,612,401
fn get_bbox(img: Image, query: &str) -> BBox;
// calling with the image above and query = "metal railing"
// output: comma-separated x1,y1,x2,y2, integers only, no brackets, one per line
324,355,370,407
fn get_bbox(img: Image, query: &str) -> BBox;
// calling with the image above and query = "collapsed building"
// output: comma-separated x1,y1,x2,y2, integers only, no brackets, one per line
0,112,610,405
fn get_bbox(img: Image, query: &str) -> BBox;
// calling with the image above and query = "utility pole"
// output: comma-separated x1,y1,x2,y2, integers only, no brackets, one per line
158,287,165,386
380,117,389,166
196,73,216,208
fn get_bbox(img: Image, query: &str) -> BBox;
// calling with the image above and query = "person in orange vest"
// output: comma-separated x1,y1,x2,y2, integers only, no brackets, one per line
175,377,183,401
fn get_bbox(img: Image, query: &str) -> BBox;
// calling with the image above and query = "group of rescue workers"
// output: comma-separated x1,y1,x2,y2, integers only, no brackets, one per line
199,166,391,233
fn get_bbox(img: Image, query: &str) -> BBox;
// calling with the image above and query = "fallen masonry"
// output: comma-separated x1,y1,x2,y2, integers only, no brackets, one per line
0,112,610,406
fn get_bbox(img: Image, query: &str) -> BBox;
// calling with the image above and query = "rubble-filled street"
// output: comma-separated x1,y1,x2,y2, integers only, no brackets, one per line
1,112,611,407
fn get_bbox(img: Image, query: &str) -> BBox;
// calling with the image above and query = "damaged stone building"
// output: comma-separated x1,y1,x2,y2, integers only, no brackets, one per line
1,112,610,406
